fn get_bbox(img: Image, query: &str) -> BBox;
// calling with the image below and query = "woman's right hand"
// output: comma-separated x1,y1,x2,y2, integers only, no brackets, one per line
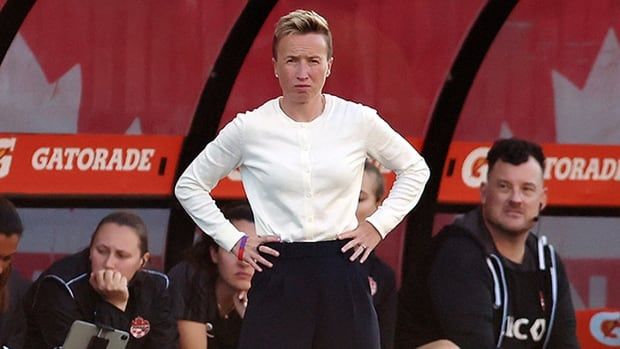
231,234,281,272
89,269,130,311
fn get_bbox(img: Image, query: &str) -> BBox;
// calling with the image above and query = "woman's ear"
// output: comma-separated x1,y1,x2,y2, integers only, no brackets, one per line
209,246,219,264
141,252,151,268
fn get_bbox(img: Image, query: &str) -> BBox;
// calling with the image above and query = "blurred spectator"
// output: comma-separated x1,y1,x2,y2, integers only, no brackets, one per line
168,202,255,349
23,211,177,348
0,197,30,349
357,160,397,349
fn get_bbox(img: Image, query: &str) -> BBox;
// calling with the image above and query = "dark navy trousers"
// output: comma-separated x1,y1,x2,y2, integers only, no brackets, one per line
238,240,380,349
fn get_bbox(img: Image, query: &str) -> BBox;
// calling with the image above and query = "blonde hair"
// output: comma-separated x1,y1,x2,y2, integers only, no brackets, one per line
272,9,333,59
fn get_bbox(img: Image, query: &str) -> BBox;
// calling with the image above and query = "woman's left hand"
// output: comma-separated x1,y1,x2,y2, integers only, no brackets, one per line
337,221,382,263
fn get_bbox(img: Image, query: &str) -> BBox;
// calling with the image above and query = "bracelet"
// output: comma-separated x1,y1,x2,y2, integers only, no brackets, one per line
237,235,249,261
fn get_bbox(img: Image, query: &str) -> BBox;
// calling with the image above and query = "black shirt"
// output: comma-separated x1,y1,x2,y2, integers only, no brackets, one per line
168,260,242,349
396,208,579,349
23,249,178,349
363,253,397,349
0,269,30,349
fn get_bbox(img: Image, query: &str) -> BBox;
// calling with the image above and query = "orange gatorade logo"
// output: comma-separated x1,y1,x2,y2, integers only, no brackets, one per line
0,137,16,179
0,134,182,195
460,147,620,188
438,141,620,207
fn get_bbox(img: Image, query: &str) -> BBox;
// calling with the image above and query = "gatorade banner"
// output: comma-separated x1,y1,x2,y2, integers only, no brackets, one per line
0,134,182,196
3,135,620,206
440,142,620,207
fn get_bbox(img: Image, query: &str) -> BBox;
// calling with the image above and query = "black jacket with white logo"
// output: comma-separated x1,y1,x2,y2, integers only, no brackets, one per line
396,208,579,349
23,249,178,349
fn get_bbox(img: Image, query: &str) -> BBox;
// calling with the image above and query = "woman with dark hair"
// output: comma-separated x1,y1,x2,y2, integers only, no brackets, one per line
23,211,178,348
168,203,255,349
0,196,30,349
356,161,397,349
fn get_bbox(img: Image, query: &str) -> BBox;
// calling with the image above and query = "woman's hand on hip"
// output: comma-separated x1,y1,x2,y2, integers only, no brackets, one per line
338,221,382,263
231,234,281,272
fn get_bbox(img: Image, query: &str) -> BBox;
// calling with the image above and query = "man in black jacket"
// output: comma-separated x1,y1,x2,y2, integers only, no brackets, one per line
0,197,30,349
23,211,178,348
397,138,579,349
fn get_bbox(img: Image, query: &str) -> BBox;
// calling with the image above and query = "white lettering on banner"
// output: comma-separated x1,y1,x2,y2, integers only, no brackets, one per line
505,316,546,342
461,146,490,188
32,147,155,172
0,138,16,179
462,147,620,188
544,157,620,181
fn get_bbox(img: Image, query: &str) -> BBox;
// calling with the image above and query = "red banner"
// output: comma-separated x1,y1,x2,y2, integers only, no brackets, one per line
0,134,182,196
3,135,620,207
439,142,620,207
576,308,620,348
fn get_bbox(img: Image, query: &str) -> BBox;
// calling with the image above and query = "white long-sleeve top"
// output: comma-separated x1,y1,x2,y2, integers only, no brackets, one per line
175,94,430,251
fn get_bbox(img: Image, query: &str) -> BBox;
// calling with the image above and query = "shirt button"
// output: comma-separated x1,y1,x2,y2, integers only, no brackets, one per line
305,192,312,198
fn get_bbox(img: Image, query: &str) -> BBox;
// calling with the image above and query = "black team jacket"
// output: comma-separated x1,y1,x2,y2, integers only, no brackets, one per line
23,249,178,349
396,208,579,349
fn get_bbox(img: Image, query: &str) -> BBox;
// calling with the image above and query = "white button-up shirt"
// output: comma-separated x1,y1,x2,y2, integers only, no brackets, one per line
175,94,430,251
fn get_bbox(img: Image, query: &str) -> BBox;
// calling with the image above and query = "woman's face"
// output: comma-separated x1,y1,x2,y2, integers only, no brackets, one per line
0,234,19,276
89,223,148,281
273,33,333,105
210,219,256,291
356,171,381,223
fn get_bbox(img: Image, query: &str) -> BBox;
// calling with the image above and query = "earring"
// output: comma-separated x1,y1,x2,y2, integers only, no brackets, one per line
275,73,279,78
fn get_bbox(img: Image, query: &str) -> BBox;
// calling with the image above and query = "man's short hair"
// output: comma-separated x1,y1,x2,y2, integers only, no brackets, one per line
273,9,333,59
486,138,546,175
0,196,23,237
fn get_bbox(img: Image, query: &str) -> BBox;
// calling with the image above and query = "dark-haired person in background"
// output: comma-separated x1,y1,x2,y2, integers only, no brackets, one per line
168,203,256,349
356,160,397,349
397,138,579,349
23,211,178,348
0,197,30,349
